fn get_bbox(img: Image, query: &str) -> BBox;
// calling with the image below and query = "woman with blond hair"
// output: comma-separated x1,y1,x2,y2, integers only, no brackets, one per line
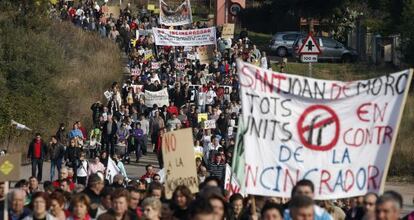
142,197,162,220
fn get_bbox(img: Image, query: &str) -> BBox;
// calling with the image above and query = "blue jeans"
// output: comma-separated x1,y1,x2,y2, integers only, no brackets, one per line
50,159,62,181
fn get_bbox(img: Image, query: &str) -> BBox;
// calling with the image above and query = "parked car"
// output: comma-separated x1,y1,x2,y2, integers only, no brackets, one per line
268,32,305,57
292,36,358,62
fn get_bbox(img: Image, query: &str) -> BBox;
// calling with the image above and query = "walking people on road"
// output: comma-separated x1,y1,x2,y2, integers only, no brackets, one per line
138,114,149,155
103,116,118,156
68,122,84,141
76,152,89,186
65,138,82,183
27,133,48,182
49,135,65,181
55,123,67,146
131,122,144,162
9,2,414,220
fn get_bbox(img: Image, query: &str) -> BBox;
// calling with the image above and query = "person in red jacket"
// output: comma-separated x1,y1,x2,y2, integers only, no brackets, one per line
166,101,179,117
52,167,76,190
77,121,88,142
27,133,48,181
140,164,156,183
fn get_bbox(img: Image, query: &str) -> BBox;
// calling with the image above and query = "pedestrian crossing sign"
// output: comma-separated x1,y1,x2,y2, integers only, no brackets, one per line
299,34,321,54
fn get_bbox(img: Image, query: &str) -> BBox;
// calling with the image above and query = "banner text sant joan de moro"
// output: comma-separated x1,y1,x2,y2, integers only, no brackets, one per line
237,60,412,199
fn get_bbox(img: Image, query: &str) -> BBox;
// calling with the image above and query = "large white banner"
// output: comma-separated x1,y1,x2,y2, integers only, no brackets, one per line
237,60,412,199
144,88,170,107
160,0,193,26
152,27,216,46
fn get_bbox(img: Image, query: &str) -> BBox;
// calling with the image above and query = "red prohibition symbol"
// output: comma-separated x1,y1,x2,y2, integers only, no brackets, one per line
297,105,340,151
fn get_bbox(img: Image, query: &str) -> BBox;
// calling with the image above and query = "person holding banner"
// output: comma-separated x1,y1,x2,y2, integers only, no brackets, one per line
284,180,333,220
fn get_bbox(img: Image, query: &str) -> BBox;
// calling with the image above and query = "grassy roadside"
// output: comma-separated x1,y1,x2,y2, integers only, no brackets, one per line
0,19,123,154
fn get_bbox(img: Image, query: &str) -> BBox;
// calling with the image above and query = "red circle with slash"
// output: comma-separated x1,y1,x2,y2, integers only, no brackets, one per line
297,105,340,151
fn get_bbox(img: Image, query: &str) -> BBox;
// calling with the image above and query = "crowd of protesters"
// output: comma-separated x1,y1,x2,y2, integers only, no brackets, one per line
0,0,413,220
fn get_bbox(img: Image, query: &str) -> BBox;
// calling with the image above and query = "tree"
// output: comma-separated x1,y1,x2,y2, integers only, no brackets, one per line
271,0,348,32
399,0,414,64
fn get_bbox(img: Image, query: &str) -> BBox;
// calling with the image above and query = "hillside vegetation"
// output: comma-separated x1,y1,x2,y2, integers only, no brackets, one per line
0,1,122,151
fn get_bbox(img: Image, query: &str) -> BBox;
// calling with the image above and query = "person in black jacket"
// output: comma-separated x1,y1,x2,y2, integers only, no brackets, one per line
102,116,118,156
55,123,67,146
65,138,82,182
91,101,103,127
49,136,66,181
27,133,48,181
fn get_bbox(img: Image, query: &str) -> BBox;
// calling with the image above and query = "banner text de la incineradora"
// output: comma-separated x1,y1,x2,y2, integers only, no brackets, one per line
237,60,412,200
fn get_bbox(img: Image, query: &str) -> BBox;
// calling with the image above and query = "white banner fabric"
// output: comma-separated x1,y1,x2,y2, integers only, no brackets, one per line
224,164,244,197
237,59,412,200
144,88,170,107
152,27,216,46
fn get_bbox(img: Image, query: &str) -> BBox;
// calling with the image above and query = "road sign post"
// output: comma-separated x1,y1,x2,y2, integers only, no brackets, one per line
298,33,321,77
0,153,21,220
309,62,312,77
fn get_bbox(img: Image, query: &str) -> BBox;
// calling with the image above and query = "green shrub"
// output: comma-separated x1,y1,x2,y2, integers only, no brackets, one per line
0,1,122,151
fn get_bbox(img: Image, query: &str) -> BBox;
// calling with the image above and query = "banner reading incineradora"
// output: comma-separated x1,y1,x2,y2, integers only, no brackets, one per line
159,0,193,26
236,59,412,200
144,88,169,107
152,27,216,47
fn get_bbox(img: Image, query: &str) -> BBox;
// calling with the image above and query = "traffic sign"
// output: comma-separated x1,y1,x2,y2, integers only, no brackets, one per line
229,3,242,16
0,153,21,181
299,34,321,55
301,54,318,63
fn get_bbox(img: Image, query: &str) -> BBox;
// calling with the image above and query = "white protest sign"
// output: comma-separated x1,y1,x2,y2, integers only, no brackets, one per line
237,59,412,200
144,88,169,107
187,54,196,60
175,62,185,70
131,84,143,94
131,68,141,76
104,90,113,100
224,164,244,196
162,128,199,198
151,62,160,70
203,119,216,129
152,27,216,46
222,23,235,39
